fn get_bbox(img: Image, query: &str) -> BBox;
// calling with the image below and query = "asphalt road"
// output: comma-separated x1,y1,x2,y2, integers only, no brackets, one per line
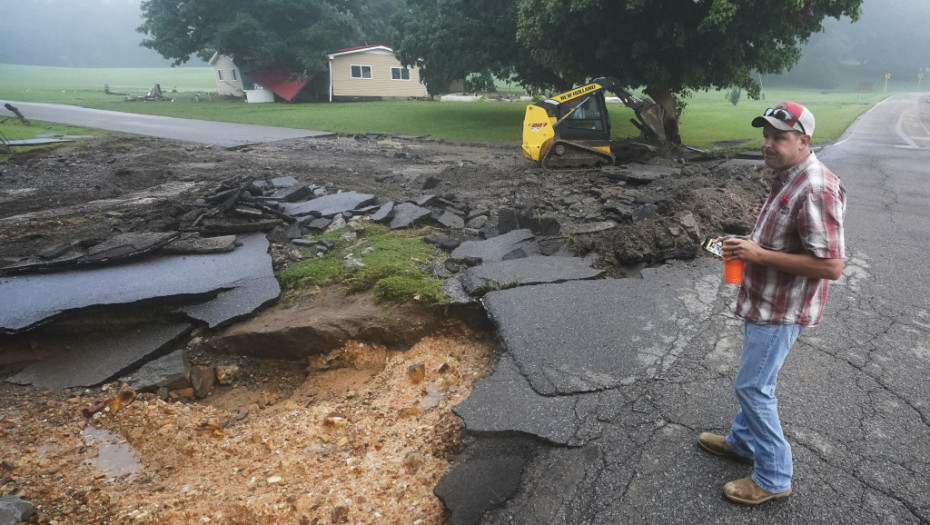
438,93,930,524
0,101,331,147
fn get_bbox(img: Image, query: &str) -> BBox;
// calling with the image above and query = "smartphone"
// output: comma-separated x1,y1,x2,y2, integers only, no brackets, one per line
701,236,724,258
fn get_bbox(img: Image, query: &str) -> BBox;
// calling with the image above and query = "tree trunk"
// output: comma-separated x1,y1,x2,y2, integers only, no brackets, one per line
644,87,681,145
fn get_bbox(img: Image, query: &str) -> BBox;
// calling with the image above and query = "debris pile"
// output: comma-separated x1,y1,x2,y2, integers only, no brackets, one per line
124,84,171,102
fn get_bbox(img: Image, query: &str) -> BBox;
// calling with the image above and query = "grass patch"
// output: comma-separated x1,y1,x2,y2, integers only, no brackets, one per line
677,88,887,150
0,118,105,157
276,223,446,305
0,64,895,148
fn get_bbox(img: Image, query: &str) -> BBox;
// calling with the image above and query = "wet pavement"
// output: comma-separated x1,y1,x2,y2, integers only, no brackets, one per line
436,95,930,524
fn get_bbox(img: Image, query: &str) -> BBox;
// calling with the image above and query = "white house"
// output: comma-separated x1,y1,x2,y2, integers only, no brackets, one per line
326,45,428,102
208,53,245,97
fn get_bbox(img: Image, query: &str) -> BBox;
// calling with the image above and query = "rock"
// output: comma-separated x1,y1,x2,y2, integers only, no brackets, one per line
122,349,191,393
465,215,488,229
424,235,461,251
437,210,465,229
280,191,377,218
190,365,216,398
416,194,437,206
215,364,240,385
326,216,348,233
389,202,431,230
270,176,299,188
451,229,539,264
305,217,333,231
370,201,394,223
0,495,36,525
285,222,303,239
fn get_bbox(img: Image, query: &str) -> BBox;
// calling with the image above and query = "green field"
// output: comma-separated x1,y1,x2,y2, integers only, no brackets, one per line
0,64,897,149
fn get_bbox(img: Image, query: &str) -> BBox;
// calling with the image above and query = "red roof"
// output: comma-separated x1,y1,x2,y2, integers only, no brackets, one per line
247,66,313,102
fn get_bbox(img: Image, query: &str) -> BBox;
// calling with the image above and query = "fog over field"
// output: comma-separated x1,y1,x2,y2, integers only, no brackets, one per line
0,0,926,88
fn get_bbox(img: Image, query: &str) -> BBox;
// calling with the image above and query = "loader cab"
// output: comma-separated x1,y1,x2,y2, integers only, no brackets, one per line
549,91,612,142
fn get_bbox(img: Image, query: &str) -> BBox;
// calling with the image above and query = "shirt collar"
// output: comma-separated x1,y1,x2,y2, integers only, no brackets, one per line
770,152,817,191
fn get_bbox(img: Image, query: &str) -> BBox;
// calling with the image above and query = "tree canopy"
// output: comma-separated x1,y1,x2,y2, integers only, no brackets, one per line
137,0,393,72
394,0,864,142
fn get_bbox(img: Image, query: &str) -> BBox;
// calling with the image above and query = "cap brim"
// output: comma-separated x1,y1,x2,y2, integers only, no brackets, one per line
752,116,803,134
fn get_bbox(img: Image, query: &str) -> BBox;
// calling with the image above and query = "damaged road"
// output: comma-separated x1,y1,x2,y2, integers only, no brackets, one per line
1,96,929,524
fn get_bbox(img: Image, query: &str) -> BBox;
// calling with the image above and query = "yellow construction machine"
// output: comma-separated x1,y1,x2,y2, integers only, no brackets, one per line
522,77,666,169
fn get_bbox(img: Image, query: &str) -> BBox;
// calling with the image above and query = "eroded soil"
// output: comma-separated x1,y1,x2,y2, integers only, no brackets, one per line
0,133,767,524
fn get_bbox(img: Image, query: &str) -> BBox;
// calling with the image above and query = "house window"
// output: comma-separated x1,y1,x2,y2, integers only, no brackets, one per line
232,70,237,81
351,65,372,79
391,67,411,81
217,70,223,81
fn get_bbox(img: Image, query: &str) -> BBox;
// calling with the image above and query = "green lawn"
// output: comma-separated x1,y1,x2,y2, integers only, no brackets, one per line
0,64,900,149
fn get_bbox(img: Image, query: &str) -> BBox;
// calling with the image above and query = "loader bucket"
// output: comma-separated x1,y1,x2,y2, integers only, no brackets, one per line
634,102,666,143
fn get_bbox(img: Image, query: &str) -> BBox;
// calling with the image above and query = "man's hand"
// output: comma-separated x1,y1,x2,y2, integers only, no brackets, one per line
721,237,843,281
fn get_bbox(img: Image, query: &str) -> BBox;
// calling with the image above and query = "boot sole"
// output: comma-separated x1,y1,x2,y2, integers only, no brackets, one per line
725,487,792,505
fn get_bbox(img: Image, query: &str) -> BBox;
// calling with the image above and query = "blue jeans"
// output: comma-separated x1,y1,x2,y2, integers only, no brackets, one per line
725,321,802,493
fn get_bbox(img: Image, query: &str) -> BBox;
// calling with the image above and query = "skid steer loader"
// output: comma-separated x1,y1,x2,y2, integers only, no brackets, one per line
522,77,666,169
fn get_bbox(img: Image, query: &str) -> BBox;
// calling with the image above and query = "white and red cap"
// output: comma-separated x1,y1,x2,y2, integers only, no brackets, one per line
752,101,815,138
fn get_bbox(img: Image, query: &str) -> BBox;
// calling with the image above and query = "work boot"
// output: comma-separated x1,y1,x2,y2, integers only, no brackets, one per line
723,477,792,505
697,432,743,459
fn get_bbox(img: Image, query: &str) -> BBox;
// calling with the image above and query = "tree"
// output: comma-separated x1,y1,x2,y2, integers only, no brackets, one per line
137,0,369,73
392,0,566,96
395,0,863,144
516,0,863,143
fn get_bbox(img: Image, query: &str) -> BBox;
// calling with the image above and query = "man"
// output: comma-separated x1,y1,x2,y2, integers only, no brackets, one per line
698,102,846,504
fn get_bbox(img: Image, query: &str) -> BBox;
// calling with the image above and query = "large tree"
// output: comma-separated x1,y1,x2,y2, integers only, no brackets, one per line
395,0,863,144
392,0,566,96
517,0,863,142
137,0,373,73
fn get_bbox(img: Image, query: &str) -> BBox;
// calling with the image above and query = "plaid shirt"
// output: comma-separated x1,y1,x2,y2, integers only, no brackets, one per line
735,152,846,326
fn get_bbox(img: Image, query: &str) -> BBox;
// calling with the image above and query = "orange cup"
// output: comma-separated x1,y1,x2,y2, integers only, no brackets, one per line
724,258,744,284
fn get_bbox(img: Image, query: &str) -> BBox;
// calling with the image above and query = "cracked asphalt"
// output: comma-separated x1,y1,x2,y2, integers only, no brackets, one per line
440,94,930,524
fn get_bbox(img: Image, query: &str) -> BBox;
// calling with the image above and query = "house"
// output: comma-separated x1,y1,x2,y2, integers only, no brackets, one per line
208,45,428,102
208,53,245,97
326,45,428,102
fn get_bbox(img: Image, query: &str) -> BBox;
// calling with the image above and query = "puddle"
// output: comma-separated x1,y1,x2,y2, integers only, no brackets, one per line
83,426,143,480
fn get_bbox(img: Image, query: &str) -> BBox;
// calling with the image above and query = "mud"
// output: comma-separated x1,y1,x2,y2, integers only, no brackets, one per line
0,133,767,272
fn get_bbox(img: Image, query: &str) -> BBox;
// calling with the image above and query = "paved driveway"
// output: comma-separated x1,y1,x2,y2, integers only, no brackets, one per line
0,101,331,147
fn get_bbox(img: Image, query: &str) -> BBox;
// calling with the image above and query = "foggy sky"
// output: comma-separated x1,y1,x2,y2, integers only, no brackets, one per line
0,0,926,76
0,0,198,67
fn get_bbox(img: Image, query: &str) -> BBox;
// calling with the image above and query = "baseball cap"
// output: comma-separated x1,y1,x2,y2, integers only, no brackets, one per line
752,102,815,138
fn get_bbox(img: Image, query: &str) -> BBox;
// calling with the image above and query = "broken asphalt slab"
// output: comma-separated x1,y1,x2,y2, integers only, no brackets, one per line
277,191,377,218
480,264,709,396
450,229,538,264
7,323,192,389
1,232,180,275
453,353,609,446
0,233,279,334
459,255,603,296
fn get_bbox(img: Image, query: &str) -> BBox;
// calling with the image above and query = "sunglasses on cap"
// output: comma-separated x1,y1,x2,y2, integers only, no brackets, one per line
763,107,806,135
